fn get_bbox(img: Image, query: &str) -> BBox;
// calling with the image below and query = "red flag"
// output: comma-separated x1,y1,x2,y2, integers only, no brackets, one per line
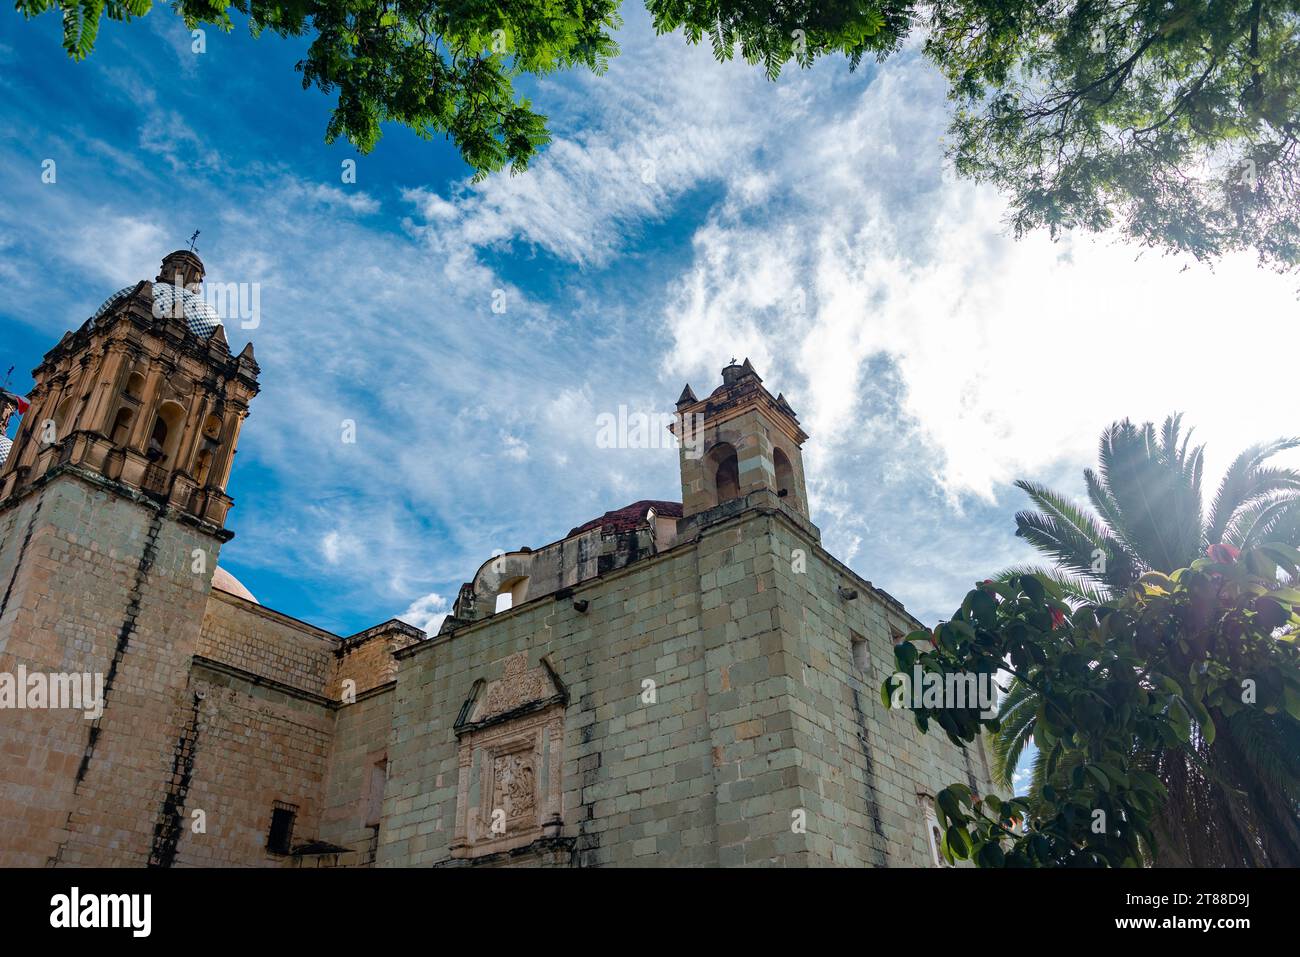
1,389,29,414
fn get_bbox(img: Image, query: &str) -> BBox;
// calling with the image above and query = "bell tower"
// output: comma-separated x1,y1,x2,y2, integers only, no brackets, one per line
674,358,810,520
0,250,260,866
0,250,259,528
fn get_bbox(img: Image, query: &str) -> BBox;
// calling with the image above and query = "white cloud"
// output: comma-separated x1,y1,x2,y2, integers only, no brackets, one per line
642,39,1300,516
4,10,1297,634
398,592,450,636
68,215,169,287
292,182,381,215
500,432,529,461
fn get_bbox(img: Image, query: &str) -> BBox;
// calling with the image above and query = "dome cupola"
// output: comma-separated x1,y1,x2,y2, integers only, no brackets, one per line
90,249,222,339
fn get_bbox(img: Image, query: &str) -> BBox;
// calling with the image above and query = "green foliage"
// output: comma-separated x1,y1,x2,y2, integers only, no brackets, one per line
926,0,1300,271
16,0,626,178
1010,415,1300,597
887,554,1300,866
17,0,152,58
991,416,1300,862
645,0,906,77
16,1,1300,265
14,0,901,176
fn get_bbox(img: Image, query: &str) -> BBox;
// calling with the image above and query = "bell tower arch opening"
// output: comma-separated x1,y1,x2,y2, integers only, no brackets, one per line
109,406,134,445
150,400,186,464
494,575,530,613
709,442,740,506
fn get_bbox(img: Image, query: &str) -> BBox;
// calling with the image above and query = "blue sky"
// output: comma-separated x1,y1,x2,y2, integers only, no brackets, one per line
2,0,1298,751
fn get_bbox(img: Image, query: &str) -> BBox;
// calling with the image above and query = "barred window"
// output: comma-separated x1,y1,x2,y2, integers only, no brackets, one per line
266,801,297,855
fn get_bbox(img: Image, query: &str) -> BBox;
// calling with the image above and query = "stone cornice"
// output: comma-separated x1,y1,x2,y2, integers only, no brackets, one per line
0,462,235,543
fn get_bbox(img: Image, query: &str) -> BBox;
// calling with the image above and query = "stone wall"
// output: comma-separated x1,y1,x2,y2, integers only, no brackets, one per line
197,589,337,694
381,539,714,866
318,686,395,865
168,660,334,866
765,512,994,866
0,471,220,866
0,472,995,870
380,496,995,867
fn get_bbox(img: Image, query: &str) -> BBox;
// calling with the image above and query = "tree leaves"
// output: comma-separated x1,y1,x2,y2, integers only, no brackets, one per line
926,0,1300,271
903,551,1300,867
647,0,905,80
15,0,1300,264
18,0,626,177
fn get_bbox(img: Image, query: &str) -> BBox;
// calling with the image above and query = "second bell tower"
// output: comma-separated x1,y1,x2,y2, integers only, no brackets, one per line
674,358,811,520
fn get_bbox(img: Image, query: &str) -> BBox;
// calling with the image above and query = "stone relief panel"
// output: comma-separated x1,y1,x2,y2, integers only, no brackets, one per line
479,653,546,718
451,652,565,860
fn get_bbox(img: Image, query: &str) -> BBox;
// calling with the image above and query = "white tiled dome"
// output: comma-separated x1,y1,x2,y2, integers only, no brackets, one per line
0,434,11,468
93,282,222,338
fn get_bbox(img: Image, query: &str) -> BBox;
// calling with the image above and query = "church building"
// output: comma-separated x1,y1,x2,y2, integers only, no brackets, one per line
0,251,994,867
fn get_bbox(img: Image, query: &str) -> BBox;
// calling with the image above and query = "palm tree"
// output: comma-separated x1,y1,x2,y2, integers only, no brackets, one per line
991,415,1300,866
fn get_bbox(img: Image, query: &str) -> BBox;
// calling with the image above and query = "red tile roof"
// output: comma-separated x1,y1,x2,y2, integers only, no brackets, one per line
567,500,683,537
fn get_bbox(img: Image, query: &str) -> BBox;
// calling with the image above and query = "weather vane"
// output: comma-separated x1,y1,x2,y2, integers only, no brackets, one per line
187,230,200,252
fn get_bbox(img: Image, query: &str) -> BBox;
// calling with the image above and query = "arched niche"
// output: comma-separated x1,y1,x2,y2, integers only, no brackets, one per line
706,441,740,507
495,575,530,613
52,395,76,441
149,400,186,464
773,446,800,512
194,448,214,486
468,551,535,618
110,406,134,445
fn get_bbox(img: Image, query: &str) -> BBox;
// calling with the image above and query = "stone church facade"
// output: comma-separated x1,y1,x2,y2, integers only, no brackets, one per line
0,251,994,868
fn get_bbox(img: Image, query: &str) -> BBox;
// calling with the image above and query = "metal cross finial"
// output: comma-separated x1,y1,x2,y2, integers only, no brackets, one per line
729,356,737,365
187,230,200,252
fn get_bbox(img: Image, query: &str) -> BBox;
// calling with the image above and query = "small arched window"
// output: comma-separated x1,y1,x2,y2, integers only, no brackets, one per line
494,575,529,613
710,443,740,504
125,372,145,398
110,407,134,445
774,447,797,509
52,396,75,438
149,418,167,459
149,401,186,464
194,448,213,486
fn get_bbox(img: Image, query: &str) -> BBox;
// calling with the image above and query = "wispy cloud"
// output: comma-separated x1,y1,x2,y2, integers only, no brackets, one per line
1,7,1295,635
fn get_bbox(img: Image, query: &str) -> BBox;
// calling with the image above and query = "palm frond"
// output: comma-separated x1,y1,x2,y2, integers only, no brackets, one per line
1014,479,1111,548
1013,511,1109,581
1226,709,1300,801
995,564,1111,605
1098,418,1202,571
1226,494,1300,551
1206,437,1300,544
990,677,1039,790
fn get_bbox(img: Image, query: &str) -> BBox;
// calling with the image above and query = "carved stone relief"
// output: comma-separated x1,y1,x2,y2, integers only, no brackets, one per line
451,653,565,860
